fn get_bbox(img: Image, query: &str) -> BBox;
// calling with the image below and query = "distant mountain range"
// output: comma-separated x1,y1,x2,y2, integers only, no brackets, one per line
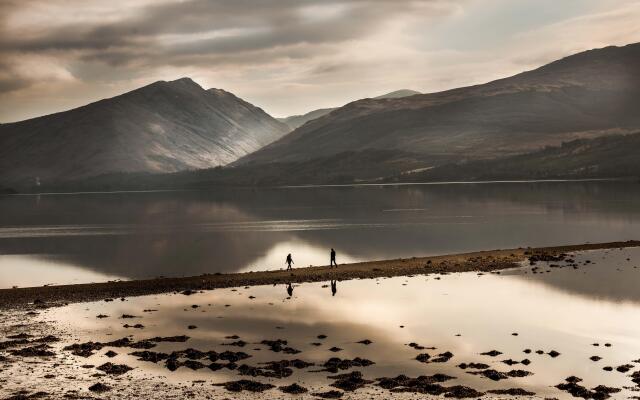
0,78,289,186
2,43,640,192
277,89,421,130
238,43,640,168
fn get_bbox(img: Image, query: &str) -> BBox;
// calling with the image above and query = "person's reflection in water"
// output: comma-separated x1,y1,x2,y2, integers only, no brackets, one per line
286,282,293,297
330,280,337,296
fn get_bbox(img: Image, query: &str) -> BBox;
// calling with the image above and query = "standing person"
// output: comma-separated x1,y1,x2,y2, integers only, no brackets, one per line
286,253,294,270
330,248,338,268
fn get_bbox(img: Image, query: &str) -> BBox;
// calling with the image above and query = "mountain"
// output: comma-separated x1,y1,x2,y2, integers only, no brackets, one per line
374,89,421,99
32,132,640,193
277,89,421,130
238,43,640,168
278,108,336,131
0,78,289,186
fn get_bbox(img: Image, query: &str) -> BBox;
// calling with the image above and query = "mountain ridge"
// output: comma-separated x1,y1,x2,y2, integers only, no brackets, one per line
237,42,640,167
277,89,422,130
0,78,290,186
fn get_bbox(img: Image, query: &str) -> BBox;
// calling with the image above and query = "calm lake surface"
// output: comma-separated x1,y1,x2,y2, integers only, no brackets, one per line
1,180,639,288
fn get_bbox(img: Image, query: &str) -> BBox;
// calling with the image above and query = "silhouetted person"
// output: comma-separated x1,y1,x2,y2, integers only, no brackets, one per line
287,283,293,297
330,248,338,268
286,253,294,270
331,280,337,296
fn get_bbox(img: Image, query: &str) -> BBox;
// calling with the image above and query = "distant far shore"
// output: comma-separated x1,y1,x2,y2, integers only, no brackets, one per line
1,177,632,196
1,240,638,310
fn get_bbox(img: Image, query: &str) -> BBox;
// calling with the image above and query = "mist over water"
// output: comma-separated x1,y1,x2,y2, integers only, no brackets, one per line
1,181,639,288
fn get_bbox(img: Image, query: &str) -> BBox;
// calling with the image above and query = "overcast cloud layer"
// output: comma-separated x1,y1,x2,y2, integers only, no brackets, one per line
1,0,639,122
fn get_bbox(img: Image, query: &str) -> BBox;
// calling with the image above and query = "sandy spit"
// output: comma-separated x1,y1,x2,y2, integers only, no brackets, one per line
1,240,638,310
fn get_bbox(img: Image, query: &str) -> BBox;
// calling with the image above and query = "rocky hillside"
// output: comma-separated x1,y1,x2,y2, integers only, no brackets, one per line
0,78,289,186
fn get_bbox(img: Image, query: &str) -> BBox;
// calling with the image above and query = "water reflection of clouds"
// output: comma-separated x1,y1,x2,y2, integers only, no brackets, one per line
47,260,640,396
1,181,640,286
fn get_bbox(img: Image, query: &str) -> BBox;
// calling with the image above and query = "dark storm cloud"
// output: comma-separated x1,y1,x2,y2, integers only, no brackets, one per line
0,0,435,67
3,0,637,122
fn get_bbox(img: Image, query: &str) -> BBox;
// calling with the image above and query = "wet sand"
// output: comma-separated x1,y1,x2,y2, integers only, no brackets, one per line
0,240,638,310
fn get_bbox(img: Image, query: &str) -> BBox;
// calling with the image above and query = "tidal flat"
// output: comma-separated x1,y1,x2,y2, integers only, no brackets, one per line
2,246,640,399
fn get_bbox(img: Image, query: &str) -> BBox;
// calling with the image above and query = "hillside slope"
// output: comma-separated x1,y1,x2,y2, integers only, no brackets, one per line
394,133,640,182
278,89,421,130
0,78,289,186
239,43,640,166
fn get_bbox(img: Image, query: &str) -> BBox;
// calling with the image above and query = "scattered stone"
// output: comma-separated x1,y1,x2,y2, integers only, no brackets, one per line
328,371,372,391
488,388,536,396
377,373,455,391
480,350,502,357
457,362,489,370
357,339,373,345
548,350,561,358
214,379,275,392
64,342,104,357
183,360,206,370
507,369,533,378
616,364,634,373
7,333,31,339
10,345,55,357
444,385,486,398
104,350,117,358
96,362,133,375
469,369,508,381
33,335,60,343
312,390,343,398
590,356,602,362
320,357,374,373
432,351,454,363
261,339,300,354
88,383,111,393
556,376,619,400
279,383,308,394
218,350,251,362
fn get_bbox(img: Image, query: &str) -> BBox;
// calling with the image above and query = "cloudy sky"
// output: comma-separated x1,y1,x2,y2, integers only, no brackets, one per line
1,0,639,122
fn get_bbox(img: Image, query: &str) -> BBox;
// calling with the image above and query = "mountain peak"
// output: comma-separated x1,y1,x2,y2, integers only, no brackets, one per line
374,89,421,99
0,78,290,186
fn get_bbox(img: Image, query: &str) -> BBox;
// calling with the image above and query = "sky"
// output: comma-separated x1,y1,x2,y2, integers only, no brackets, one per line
1,0,639,122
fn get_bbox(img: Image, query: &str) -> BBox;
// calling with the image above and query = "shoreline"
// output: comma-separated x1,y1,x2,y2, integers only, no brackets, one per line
3,177,630,196
1,240,638,310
